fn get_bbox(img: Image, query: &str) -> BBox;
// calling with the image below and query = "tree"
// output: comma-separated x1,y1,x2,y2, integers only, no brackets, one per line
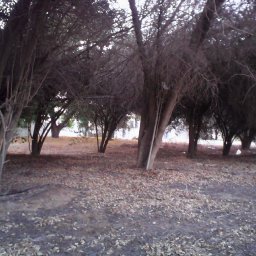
239,129,256,150
29,91,72,156
0,0,120,176
89,99,128,153
76,40,141,153
207,1,256,155
0,0,52,177
183,88,214,158
128,0,225,169
50,110,75,139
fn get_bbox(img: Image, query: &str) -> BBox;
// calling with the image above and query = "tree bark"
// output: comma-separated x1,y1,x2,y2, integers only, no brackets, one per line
30,106,52,156
137,91,159,167
51,118,64,138
223,138,232,156
51,124,61,138
31,111,43,156
241,137,252,150
240,129,255,150
50,109,74,138
187,122,199,158
31,139,42,156
187,104,208,158
145,90,179,170
98,126,116,153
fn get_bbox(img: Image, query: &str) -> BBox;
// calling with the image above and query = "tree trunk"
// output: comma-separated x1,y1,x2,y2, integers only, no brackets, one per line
137,92,158,168
187,106,206,158
223,137,232,156
31,110,43,156
30,114,52,156
129,0,226,170
98,129,115,153
214,129,218,140
0,134,11,178
187,122,198,158
144,90,179,170
240,129,255,150
0,108,22,178
51,126,61,138
50,110,74,138
99,120,108,153
31,139,42,156
241,138,252,150
51,121,62,138
0,128,11,178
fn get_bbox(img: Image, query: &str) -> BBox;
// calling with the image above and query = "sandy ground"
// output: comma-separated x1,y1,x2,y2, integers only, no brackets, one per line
0,137,256,255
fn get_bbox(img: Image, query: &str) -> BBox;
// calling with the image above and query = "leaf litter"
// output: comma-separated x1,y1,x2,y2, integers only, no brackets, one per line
0,138,256,255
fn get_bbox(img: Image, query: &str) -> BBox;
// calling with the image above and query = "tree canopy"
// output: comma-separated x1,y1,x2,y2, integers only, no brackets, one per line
0,0,256,177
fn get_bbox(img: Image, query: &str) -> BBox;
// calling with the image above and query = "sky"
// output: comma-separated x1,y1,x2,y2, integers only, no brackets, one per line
114,0,130,11
116,0,130,10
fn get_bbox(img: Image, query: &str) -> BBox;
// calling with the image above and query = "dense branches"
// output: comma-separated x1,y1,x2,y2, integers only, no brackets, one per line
129,0,226,169
1,0,255,179
0,0,120,176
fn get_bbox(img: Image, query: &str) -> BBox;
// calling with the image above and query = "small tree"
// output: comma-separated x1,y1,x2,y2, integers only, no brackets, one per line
24,85,72,156
76,37,141,153
179,75,216,158
90,99,128,153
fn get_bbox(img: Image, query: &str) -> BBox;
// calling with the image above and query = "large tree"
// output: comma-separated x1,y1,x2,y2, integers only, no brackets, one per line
0,0,51,176
208,1,256,155
0,0,118,177
128,0,225,169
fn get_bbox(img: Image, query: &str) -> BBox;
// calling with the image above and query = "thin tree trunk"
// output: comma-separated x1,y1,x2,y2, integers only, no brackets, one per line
0,114,7,178
187,107,205,158
99,120,108,153
31,115,43,156
99,126,116,153
187,122,198,158
0,108,22,178
223,138,232,156
94,118,100,152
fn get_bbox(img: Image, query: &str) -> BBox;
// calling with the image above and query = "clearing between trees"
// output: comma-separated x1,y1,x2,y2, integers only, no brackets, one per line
0,138,256,255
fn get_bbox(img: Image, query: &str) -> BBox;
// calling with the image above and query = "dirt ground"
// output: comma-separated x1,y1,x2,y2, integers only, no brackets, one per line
0,137,256,256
